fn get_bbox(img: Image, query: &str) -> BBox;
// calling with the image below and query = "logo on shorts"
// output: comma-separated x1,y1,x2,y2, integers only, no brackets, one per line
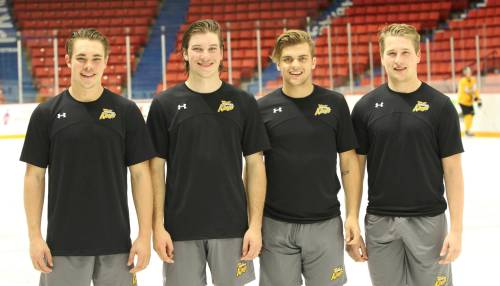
235,261,247,277
330,266,344,281
99,108,116,120
434,275,448,286
315,104,331,116
412,101,429,112
218,100,235,112
132,273,137,286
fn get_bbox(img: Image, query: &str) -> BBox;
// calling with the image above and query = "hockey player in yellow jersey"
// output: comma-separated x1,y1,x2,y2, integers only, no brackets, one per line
458,66,482,136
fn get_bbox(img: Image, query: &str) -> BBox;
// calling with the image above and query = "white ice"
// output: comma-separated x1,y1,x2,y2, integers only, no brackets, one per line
1,137,499,285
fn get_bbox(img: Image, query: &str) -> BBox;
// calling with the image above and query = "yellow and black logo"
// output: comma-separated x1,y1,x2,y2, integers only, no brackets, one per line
99,108,116,120
132,273,137,286
330,266,344,281
218,100,235,112
412,101,430,112
236,262,247,277
434,275,448,286
315,104,331,116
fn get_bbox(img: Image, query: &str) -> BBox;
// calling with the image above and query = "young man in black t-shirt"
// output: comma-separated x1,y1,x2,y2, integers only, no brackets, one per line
147,19,269,286
21,29,155,286
351,24,464,286
258,30,366,286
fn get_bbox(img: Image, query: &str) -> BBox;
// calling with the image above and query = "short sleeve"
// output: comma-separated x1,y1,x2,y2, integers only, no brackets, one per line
146,98,169,159
125,102,155,166
336,96,358,153
437,98,464,158
242,94,271,156
351,100,369,155
20,105,50,168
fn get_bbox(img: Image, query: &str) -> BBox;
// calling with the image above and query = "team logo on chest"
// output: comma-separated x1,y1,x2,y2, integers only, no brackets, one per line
412,101,430,112
314,104,331,116
330,266,344,281
218,100,235,112
433,275,448,286
99,108,116,120
235,261,248,277
56,112,67,119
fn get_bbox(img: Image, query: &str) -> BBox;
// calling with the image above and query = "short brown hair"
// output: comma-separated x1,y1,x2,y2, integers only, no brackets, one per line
65,28,109,58
181,19,224,73
271,30,315,63
378,24,420,55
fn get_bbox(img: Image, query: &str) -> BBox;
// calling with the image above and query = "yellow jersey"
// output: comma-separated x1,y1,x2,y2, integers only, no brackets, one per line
458,76,479,106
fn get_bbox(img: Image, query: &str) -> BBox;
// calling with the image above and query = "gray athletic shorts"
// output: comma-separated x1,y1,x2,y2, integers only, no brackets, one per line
163,238,255,286
259,216,346,286
39,253,135,286
365,213,452,286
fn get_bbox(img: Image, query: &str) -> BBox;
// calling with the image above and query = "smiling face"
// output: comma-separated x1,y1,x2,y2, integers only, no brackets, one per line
183,32,223,80
278,42,316,89
381,36,420,85
65,39,108,91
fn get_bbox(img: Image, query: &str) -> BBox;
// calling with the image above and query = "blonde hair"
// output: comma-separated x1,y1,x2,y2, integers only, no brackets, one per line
65,28,109,58
271,30,315,63
378,24,420,55
181,19,224,73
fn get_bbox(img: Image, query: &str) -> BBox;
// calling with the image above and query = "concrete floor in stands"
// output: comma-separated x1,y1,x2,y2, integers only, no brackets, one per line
1,137,498,285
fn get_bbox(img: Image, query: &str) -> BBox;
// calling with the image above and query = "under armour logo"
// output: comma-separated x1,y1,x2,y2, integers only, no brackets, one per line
178,104,187,110
375,102,384,108
57,113,66,119
273,107,283,113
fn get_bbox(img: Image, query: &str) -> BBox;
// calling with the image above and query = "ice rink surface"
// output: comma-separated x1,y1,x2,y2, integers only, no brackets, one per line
1,136,499,285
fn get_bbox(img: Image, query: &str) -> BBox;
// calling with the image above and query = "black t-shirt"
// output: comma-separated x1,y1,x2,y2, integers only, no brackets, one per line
258,85,358,223
147,82,270,241
351,82,464,217
20,89,155,256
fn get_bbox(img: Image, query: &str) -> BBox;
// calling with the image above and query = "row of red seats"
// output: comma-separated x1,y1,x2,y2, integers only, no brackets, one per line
344,12,439,28
353,0,451,5
324,23,421,36
179,18,302,32
432,36,500,51
13,0,157,11
20,18,152,30
189,1,319,13
467,7,500,18
22,27,149,38
25,36,146,49
346,2,450,17
450,17,500,29
187,10,311,23
189,0,329,6
14,8,156,20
